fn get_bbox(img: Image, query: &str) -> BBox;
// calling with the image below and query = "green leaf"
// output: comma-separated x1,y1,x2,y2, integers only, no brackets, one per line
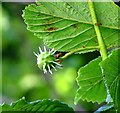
94,103,114,113
22,1,120,54
100,48,120,111
1,97,74,112
74,57,107,104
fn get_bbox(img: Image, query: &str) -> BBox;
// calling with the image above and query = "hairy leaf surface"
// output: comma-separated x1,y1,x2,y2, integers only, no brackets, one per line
74,57,107,104
22,0,120,54
100,48,120,111
2,97,74,112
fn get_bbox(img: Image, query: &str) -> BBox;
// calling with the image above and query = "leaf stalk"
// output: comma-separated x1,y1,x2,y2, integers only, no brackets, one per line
88,0,108,60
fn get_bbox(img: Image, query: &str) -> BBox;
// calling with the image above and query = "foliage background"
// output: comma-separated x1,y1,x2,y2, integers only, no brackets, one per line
1,2,119,112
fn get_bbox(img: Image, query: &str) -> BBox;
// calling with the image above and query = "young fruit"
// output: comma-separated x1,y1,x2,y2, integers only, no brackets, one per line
34,46,62,74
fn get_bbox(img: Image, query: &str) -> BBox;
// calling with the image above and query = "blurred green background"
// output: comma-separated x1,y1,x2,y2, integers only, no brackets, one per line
1,2,119,112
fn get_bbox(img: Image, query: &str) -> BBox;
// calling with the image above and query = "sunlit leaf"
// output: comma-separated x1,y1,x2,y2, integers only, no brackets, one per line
74,57,107,104
22,0,120,54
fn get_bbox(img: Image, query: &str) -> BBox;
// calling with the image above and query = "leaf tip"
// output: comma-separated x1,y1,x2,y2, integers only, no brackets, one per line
21,96,25,100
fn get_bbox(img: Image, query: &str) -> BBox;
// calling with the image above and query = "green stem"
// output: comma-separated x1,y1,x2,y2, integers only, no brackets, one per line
88,0,112,104
61,46,99,59
88,0,107,60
